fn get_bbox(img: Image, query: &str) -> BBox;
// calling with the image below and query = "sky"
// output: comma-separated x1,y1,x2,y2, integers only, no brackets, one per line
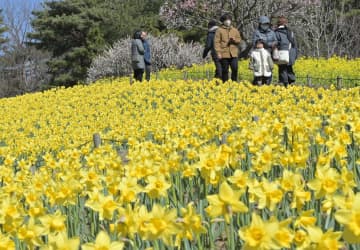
0,0,43,10
0,0,44,45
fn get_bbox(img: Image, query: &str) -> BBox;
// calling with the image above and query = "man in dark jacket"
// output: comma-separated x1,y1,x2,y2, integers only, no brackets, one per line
275,16,298,87
203,20,221,79
141,31,151,81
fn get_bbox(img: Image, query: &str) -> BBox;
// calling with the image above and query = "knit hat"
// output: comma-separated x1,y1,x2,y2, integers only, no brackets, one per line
259,16,270,24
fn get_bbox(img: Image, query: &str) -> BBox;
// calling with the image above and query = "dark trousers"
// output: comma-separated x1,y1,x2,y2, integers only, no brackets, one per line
220,57,238,82
213,58,222,79
278,65,296,87
253,76,271,86
145,64,151,81
134,69,144,82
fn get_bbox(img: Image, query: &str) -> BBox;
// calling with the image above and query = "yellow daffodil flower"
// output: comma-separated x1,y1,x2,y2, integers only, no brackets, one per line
82,231,124,250
335,193,360,243
238,213,279,250
205,181,248,223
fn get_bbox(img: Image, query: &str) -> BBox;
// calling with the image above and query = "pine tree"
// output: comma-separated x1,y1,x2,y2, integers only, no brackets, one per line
28,0,164,86
28,0,108,86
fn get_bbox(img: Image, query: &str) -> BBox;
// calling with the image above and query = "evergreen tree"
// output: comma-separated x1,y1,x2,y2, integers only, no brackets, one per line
28,0,164,87
28,0,110,86
99,0,165,39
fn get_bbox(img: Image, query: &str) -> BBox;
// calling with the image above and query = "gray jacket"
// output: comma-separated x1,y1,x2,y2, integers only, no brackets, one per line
131,39,145,70
275,26,298,65
252,16,277,53
252,28,277,53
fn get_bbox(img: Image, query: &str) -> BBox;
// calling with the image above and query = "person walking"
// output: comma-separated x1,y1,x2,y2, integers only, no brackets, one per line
131,30,145,82
141,31,151,81
252,16,277,84
202,20,221,79
249,39,274,86
214,14,241,82
275,16,298,87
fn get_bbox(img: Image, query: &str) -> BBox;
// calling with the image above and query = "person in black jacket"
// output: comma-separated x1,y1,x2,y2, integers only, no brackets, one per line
141,31,151,81
275,16,298,87
202,20,222,79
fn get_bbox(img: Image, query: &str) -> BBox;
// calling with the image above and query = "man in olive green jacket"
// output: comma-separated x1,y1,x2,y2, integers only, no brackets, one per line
214,14,241,82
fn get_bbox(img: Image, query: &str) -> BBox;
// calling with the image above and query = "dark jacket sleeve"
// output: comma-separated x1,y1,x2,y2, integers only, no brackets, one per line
267,30,278,49
288,30,298,65
252,30,260,48
143,40,151,64
203,32,213,58
287,30,297,48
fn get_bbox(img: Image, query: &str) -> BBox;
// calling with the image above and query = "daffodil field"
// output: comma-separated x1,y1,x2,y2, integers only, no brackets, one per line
0,57,360,249
159,57,360,87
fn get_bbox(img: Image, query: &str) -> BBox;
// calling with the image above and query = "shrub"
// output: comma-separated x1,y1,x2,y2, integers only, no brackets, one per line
87,34,205,83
